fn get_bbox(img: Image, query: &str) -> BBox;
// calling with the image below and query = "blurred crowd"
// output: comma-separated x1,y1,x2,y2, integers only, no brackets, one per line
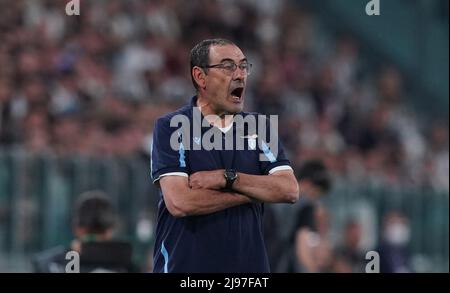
0,0,447,192
0,0,448,273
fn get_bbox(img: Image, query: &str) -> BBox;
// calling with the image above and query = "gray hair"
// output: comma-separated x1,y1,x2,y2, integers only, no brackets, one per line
189,38,235,90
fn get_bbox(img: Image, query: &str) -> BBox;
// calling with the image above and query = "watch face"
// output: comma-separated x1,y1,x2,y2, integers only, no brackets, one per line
226,170,237,180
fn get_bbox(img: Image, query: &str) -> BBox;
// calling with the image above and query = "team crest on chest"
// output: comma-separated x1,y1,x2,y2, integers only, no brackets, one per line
241,134,258,150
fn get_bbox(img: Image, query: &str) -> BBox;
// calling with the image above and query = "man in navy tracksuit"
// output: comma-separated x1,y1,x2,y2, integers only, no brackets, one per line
151,39,299,273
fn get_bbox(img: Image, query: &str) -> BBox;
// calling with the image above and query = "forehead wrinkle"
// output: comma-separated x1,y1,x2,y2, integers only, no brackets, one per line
209,45,245,63
218,57,248,63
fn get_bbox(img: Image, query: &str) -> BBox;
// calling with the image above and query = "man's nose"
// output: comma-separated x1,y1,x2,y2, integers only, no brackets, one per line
233,67,246,81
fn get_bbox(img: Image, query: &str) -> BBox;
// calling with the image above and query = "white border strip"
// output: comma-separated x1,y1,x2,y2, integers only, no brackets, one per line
268,165,293,174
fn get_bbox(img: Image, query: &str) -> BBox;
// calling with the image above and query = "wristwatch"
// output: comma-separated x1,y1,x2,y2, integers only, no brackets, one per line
224,169,238,190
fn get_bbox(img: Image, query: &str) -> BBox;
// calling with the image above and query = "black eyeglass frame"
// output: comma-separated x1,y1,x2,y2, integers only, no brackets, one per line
202,61,252,75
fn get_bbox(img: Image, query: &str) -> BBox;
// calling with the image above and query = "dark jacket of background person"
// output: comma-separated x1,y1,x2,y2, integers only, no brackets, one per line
274,160,332,273
377,211,412,273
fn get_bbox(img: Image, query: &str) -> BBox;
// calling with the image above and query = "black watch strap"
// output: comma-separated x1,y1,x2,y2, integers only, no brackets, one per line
224,169,237,190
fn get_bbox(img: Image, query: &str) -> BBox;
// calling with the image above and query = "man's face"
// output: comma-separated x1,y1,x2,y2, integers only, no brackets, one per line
202,44,248,114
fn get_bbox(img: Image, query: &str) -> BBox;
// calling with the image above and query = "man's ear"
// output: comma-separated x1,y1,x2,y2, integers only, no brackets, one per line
192,66,206,89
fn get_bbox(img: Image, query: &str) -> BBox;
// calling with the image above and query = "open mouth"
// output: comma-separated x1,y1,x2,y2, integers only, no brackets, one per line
230,87,244,101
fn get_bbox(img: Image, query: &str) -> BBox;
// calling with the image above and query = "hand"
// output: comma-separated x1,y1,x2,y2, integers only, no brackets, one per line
189,170,226,190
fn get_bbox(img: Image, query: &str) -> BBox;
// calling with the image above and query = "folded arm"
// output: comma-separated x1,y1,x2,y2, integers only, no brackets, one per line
159,176,252,218
189,169,299,204
233,170,299,203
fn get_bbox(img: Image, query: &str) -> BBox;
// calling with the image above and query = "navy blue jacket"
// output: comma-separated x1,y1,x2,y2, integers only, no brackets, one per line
151,96,292,273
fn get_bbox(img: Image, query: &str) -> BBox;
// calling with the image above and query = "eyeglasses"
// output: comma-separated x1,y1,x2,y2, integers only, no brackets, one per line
203,61,252,76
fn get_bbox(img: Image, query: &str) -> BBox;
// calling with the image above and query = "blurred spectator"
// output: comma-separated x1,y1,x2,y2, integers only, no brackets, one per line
377,211,412,273
263,204,283,272
334,219,366,273
425,121,449,192
284,159,332,273
23,109,51,154
32,190,138,273
313,205,334,272
0,78,14,144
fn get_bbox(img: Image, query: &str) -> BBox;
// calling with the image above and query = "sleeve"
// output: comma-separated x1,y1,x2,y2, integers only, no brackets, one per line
151,117,189,185
258,116,293,175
